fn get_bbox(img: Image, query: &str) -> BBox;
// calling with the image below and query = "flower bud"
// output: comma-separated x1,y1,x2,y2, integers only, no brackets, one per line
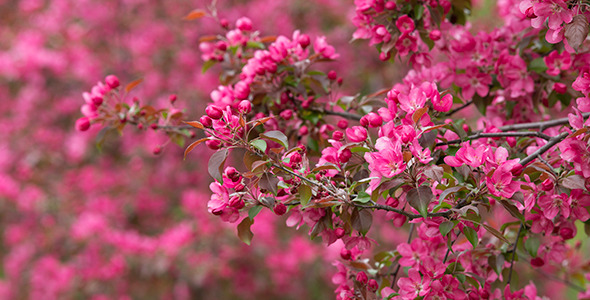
429,29,441,41
225,167,241,182
75,117,91,131
346,126,367,142
356,272,368,284
298,34,311,48
332,131,344,141
153,146,162,155
206,139,222,150
541,178,554,191
280,109,293,120
150,123,159,130
234,81,250,100
386,197,399,208
554,82,567,94
385,1,396,10
366,112,383,127
220,18,229,28
273,203,287,215
379,51,391,61
105,75,120,89
367,279,379,292
299,126,309,136
338,149,352,163
334,228,346,238
169,94,177,104
206,105,223,120
229,196,245,209
200,115,213,127
236,17,253,31
337,119,348,129
340,248,351,260
234,183,245,192
237,100,252,114
530,257,544,267
327,70,337,81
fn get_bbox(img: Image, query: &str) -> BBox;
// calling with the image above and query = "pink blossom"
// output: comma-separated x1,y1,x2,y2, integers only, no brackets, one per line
537,193,571,220
398,269,432,298
346,126,368,142
396,15,415,34
543,50,571,76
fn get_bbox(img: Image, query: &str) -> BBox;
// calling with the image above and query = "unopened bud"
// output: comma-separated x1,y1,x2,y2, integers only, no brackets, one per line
327,70,337,81
229,196,245,209
169,94,177,104
206,105,223,120
356,272,368,284
273,203,287,215
298,34,311,48
340,248,351,260
200,115,213,127
75,117,91,131
368,279,379,292
338,149,352,163
105,75,120,89
153,146,162,155
334,228,346,238
206,139,222,150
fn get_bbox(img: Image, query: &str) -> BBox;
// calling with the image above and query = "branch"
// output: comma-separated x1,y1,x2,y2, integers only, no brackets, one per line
518,132,569,167
507,222,524,285
498,112,590,131
444,100,473,117
436,131,552,147
355,194,471,220
312,109,363,121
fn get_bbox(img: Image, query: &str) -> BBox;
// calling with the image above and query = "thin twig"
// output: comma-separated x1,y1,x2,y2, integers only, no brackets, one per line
444,100,473,117
507,222,524,285
519,132,569,167
498,112,590,132
312,109,363,121
436,131,552,147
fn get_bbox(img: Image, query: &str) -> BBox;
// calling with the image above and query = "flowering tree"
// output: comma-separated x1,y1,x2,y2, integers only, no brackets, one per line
76,0,590,299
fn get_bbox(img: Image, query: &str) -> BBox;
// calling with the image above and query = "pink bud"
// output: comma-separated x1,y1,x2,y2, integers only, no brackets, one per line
229,196,245,209
541,178,554,191
234,82,250,100
327,70,337,81
105,75,120,89
554,82,567,94
299,126,309,135
238,100,252,114
75,117,91,131
169,94,177,103
360,115,369,127
525,7,536,18
332,131,344,141
337,119,348,129
236,17,252,31
150,123,159,130
287,152,302,164
337,78,343,85
216,41,227,51
334,228,345,238
298,34,311,48
225,167,241,182
340,248,351,260
153,146,162,155
386,197,399,208
273,203,287,215
338,149,352,163
366,112,383,127
206,105,223,120
429,29,442,41
506,136,516,147
220,18,229,28
356,271,368,284
200,115,213,127
367,279,379,292
279,109,293,120
530,257,544,267
385,1,396,9
206,139,222,150
234,183,245,192
346,126,367,142
379,51,391,61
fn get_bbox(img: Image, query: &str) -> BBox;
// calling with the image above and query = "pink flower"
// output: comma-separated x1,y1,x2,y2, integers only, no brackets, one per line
432,93,453,112
444,143,488,168
395,33,418,56
398,269,432,298
396,15,415,34
313,36,339,59
537,193,571,220
456,67,492,99
543,50,571,76
558,138,590,178
485,161,521,198
364,137,406,178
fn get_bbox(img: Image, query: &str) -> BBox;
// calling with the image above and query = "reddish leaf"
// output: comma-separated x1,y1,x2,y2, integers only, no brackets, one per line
237,218,254,245
208,148,228,182
198,35,218,43
351,208,373,235
183,137,209,159
260,130,289,149
259,36,277,43
259,172,279,194
184,120,204,129
184,9,207,21
412,106,429,123
565,15,589,52
562,174,586,190
125,78,143,93
243,151,259,171
482,223,510,244
407,186,433,218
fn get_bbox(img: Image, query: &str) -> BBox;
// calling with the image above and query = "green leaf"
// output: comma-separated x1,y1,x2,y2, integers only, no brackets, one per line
299,184,312,206
251,139,267,152
439,221,455,236
247,41,265,49
354,191,372,204
414,4,425,20
528,57,548,73
463,226,478,248
472,94,491,116
248,206,263,220
201,60,216,73
237,217,254,245
482,223,510,244
524,236,540,257
208,148,229,182
261,130,289,149
406,186,433,218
